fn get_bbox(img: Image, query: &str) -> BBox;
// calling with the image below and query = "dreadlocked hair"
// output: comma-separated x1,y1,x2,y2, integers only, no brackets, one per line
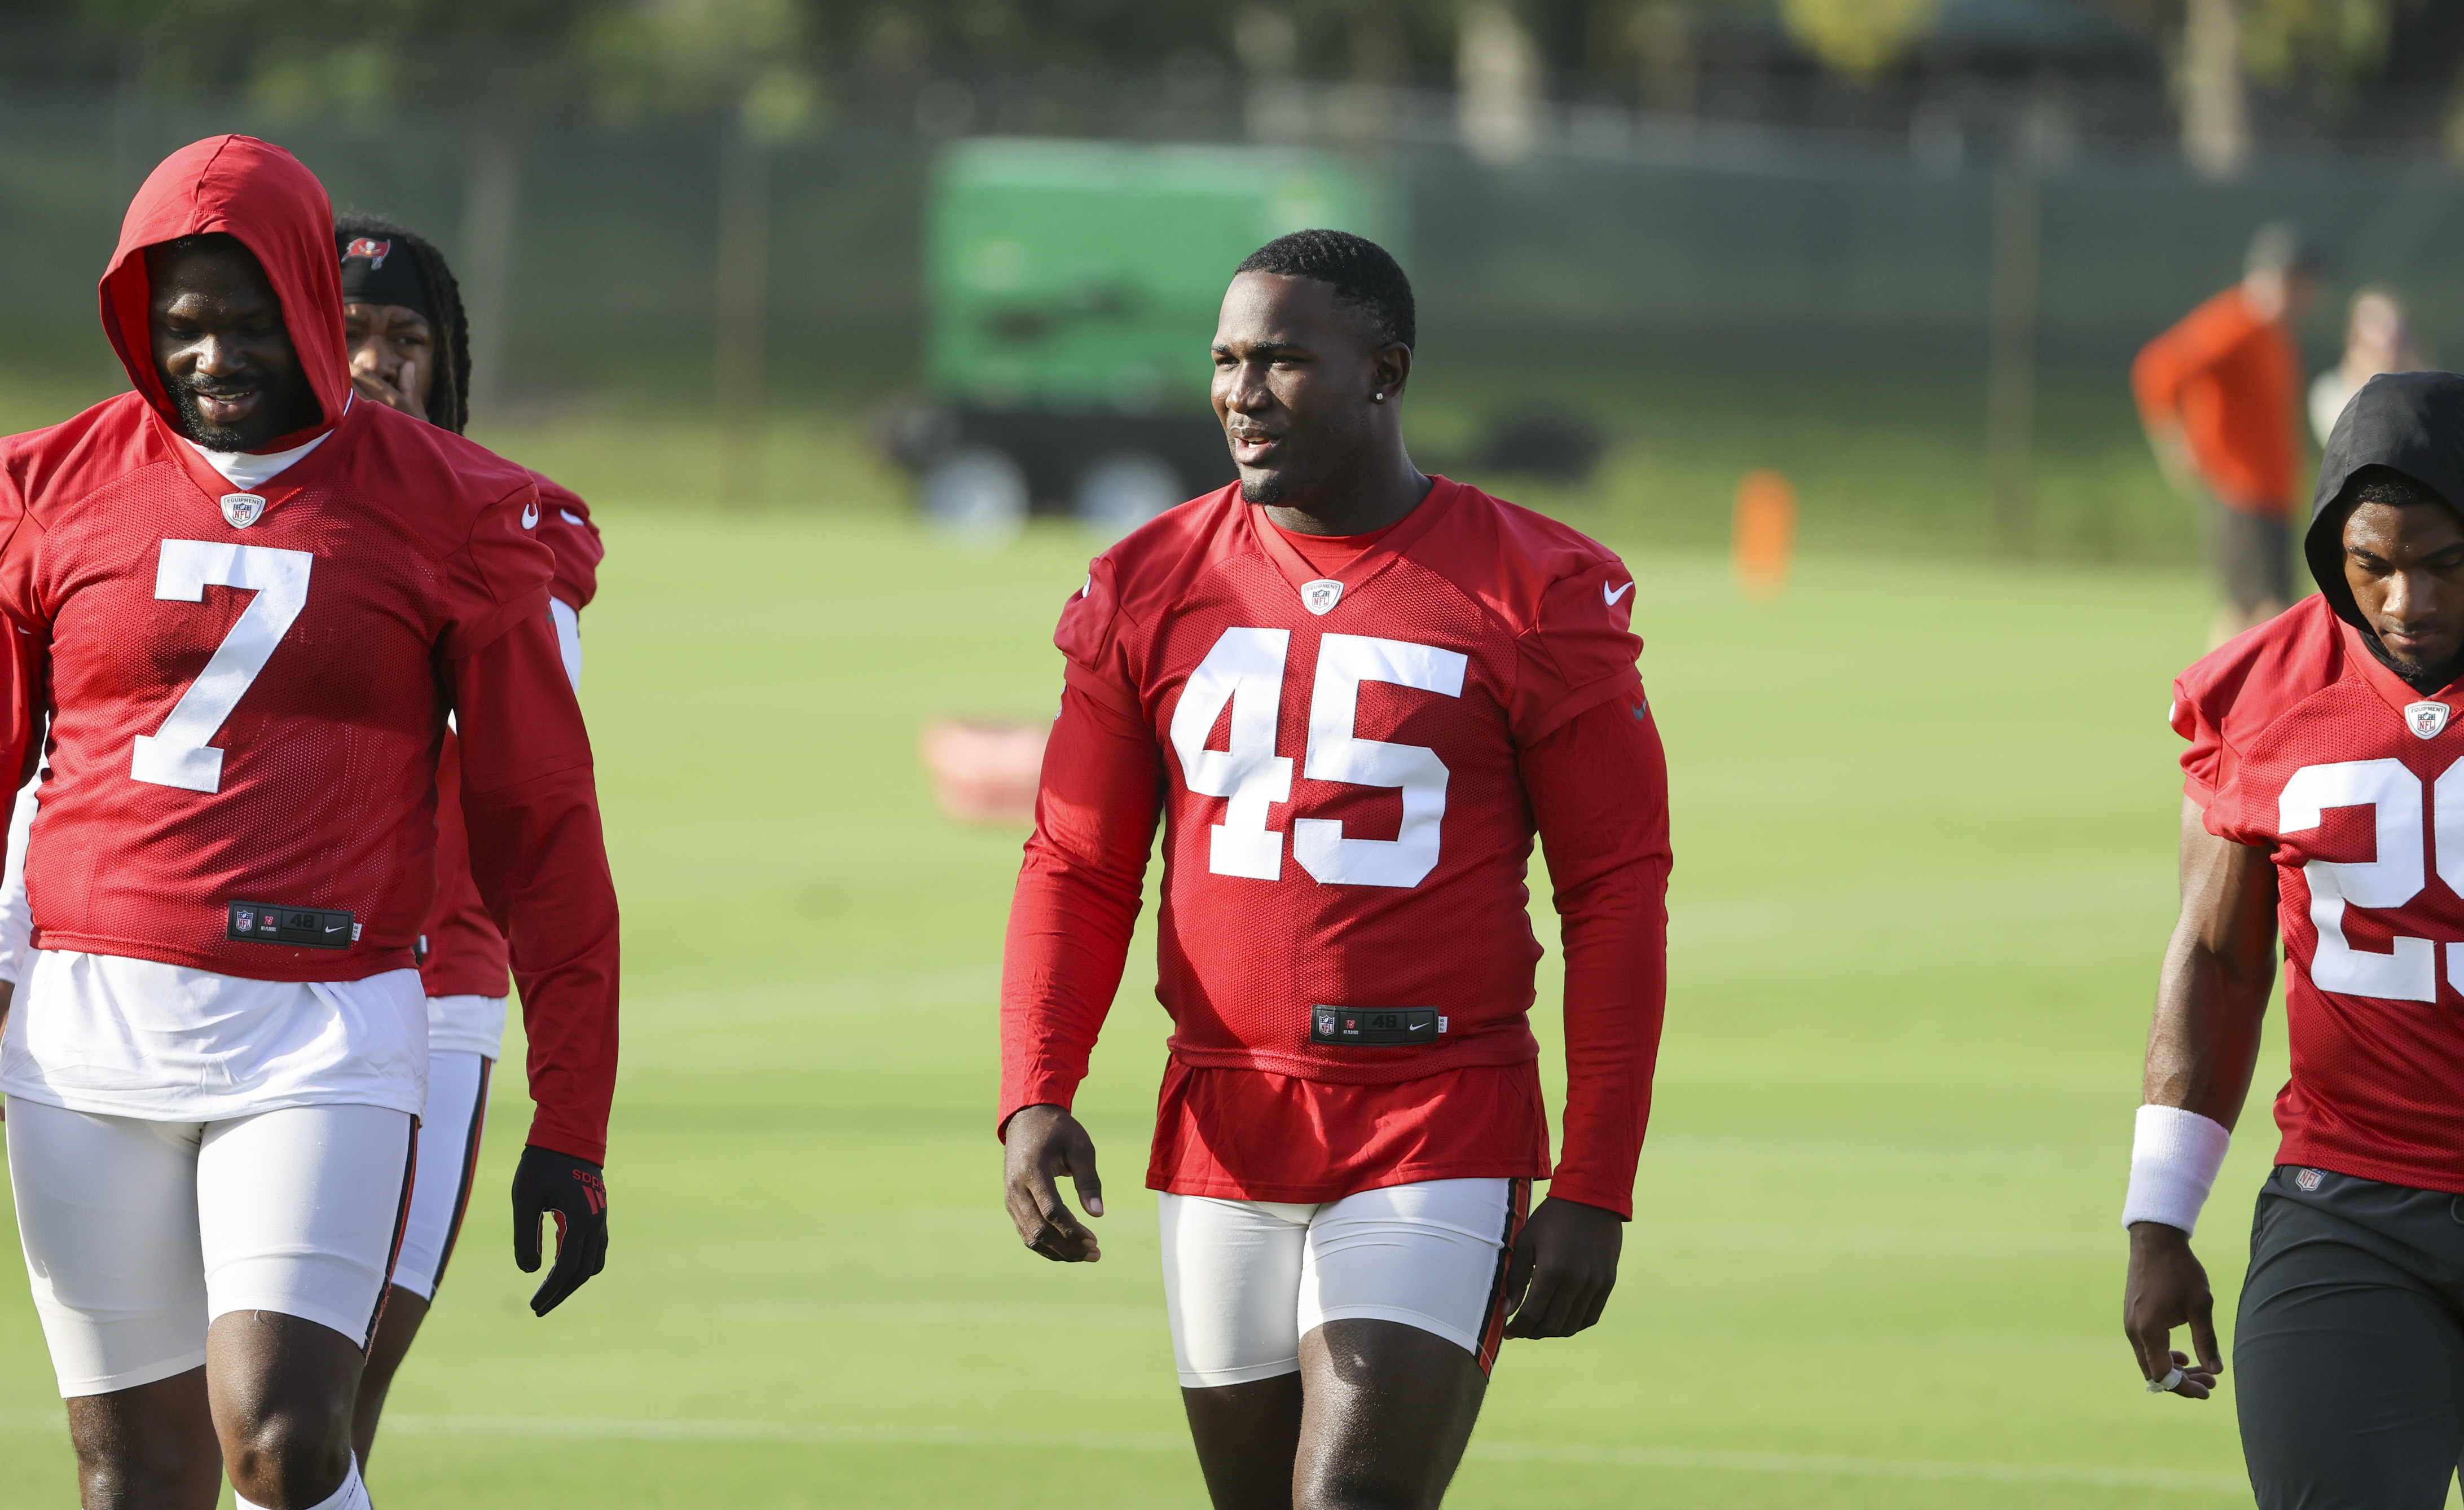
333,213,471,433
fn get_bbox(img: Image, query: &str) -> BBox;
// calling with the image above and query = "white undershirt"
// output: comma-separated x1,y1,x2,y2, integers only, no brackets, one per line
181,430,330,493
2,952,427,1121
179,393,349,492
0,770,38,986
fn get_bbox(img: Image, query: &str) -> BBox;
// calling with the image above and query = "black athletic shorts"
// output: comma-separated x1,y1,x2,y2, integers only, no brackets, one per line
2237,1164,2464,1508
2203,493,2293,615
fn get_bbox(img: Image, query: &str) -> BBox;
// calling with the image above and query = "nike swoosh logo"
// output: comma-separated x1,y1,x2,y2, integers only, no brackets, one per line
521,504,540,530
324,923,345,933
560,509,584,525
1603,581,1634,605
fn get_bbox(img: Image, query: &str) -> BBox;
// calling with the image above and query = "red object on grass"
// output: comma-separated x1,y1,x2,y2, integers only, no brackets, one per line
919,719,1048,825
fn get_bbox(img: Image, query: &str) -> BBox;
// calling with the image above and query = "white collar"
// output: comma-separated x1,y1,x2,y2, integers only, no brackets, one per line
180,391,351,493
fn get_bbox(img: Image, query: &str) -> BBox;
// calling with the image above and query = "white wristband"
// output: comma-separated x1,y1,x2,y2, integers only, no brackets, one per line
2121,1104,2231,1236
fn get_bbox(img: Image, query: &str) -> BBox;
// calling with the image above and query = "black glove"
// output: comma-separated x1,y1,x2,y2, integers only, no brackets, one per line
511,1144,609,1316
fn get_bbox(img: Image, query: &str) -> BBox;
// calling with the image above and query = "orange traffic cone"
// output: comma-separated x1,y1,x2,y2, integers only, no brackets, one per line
1733,469,1797,601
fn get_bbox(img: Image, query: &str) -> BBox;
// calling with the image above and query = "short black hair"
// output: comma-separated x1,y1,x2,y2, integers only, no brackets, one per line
333,214,471,433
2341,464,2451,516
1235,230,1415,350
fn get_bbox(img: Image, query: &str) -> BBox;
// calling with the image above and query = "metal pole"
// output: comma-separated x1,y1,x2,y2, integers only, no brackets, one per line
460,122,524,420
715,124,769,508
1987,115,2040,557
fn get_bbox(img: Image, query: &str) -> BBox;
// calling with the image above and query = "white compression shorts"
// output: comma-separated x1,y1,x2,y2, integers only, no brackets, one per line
8,1098,416,1397
1159,1177,1529,1389
391,1049,493,1300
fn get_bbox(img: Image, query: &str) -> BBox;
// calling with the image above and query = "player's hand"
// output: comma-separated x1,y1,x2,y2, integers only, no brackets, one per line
512,1144,610,1316
1002,1103,1105,1263
2123,1221,2221,1399
350,359,421,417
1503,1196,1622,1339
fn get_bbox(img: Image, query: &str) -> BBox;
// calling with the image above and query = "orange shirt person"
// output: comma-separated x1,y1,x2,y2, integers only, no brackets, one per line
2134,223,2323,646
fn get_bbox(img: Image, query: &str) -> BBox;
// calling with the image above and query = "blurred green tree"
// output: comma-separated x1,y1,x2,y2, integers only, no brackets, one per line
1775,0,1941,76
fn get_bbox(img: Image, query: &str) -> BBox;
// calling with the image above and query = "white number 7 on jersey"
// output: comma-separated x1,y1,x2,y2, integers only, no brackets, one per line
131,540,314,794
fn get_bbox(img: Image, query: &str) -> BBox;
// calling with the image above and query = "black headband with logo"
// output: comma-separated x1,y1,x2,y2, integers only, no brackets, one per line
337,232,433,323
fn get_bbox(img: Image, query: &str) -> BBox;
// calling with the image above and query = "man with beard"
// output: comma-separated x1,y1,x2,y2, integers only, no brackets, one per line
328,215,606,1464
997,231,1671,1508
0,135,618,1510
2126,371,2464,1505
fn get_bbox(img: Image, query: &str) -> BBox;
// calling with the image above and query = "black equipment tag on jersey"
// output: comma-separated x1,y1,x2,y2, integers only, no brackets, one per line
228,901,357,949
1310,1006,1445,1046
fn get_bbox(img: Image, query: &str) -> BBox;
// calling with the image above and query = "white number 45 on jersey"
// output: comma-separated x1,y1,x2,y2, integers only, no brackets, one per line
131,541,313,795
1169,627,1467,889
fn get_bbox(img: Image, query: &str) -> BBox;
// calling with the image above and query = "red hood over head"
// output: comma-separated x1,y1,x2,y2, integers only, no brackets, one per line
98,135,349,452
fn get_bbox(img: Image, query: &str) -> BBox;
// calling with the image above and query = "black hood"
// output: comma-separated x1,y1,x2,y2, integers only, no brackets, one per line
2308,370,2464,631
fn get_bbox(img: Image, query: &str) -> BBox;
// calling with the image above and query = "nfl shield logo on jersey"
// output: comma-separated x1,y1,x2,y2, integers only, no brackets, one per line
1300,579,1344,615
2296,1168,2325,1191
219,493,265,529
234,909,254,934
2407,701,2451,740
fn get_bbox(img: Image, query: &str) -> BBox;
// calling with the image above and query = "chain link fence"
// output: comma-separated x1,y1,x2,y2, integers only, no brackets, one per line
5,81,2460,555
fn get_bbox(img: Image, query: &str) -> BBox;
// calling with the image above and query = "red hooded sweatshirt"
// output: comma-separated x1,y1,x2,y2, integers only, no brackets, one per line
0,136,621,1162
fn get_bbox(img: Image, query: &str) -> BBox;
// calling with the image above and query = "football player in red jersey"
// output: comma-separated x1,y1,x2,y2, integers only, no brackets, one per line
328,216,607,1465
998,231,1671,1509
0,137,618,1510
2126,371,2464,1507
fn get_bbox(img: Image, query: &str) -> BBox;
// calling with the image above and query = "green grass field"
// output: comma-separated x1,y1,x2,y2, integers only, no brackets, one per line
0,464,2322,1505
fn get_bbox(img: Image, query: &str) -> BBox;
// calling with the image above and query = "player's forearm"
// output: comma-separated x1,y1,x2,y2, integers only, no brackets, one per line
2145,930,2272,1128
2143,801,2276,1129
1550,852,1668,1217
997,678,1160,1132
454,619,621,1161
1001,851,1138,1086
1524,694,1671,1218
467,765,621,1161
997,837,1148,1127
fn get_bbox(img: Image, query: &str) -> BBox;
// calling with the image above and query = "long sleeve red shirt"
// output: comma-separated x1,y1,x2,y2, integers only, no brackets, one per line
999,483,1671,1217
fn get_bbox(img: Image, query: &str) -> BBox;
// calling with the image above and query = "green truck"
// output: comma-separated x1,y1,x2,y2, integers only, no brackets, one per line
901,137,1392,535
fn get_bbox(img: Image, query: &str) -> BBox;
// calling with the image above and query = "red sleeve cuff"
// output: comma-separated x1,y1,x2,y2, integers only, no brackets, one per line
997,1069,1084,1141
523,1119,607,1166
1543,1176,1634,1221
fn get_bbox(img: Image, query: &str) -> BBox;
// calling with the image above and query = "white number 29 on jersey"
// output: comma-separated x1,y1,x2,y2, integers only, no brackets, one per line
131,540,314,795
2279,757,2464,1001
1168,627,1467,888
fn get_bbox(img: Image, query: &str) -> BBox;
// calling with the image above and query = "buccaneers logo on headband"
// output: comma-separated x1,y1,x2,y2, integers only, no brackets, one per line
342,237,391,268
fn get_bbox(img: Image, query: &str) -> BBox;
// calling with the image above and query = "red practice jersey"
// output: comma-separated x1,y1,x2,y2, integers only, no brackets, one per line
0,135,620,1161
420,476,604,1002
1001,478,1672,1214
2175,593,2464,1191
